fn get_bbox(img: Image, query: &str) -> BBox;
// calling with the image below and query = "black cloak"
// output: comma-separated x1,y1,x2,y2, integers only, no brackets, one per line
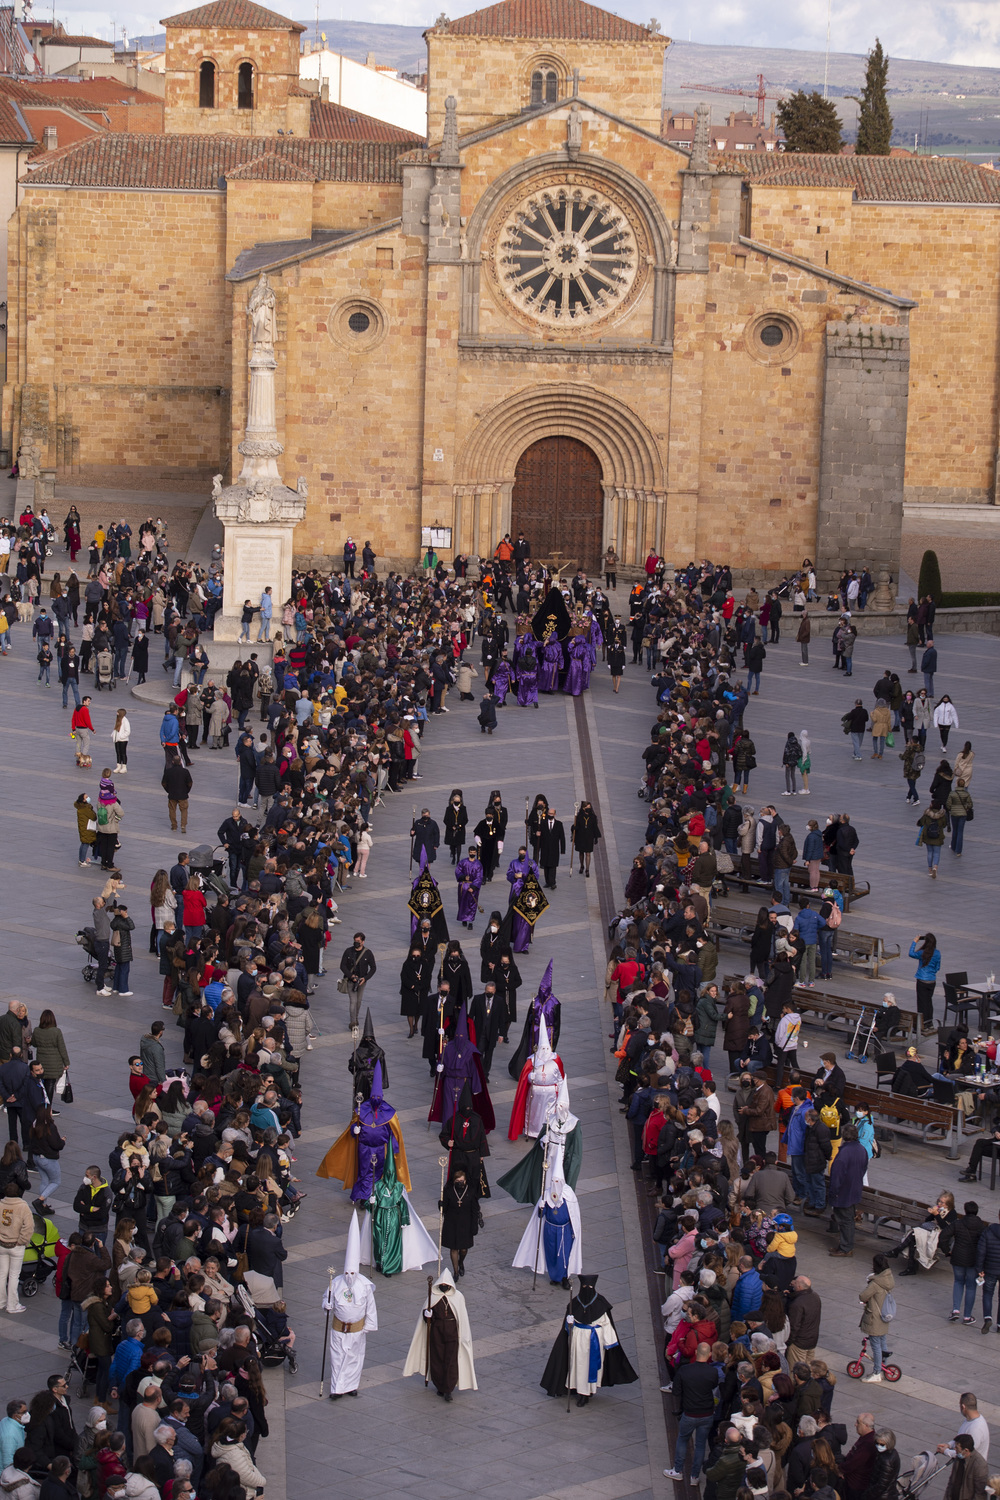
347,1008,387,1099
540,1281,639,1397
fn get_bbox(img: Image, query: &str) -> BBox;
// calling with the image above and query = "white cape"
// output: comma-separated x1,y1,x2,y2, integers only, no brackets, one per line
359,1188,440,1272
512,1184,583,1277
401,1268,478,1390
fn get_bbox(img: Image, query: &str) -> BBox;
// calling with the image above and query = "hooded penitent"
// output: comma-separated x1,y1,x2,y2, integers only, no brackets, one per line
348,1008,388,1101
508,959,561,1079
428,1005,495,1134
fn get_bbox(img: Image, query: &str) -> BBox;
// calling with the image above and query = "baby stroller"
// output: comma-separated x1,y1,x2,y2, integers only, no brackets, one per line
93,649,115,691
76,927,99,983
231,1281,297,1372
66,1337,100,1398
19,1212,61,1298
188,844,231,903
898,1452,955,1500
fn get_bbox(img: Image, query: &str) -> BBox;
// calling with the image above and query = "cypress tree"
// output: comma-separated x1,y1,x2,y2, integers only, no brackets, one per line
777,91,844,154
854,39,893,155
917,549,942,603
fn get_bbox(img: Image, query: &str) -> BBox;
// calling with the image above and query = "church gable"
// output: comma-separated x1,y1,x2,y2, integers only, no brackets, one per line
425,0,667,141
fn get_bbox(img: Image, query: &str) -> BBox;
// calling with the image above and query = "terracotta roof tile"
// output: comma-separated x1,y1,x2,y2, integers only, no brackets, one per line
309,98,422,143
715,150,1000,204
0,78,162,106
161,0,305,31
22,131,408,186
45,34,112,46
0,100,33,145
437,0,655,40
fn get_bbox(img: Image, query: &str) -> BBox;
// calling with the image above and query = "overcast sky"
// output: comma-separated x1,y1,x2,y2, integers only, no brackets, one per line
52,0,1000,69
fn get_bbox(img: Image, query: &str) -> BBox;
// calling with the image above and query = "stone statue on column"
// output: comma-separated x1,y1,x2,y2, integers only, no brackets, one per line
211,272,307,648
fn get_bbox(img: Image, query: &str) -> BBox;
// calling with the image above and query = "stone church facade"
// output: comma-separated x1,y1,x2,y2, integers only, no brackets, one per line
5,0,1000,578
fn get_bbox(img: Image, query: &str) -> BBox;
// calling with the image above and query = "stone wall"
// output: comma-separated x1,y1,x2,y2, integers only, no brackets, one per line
3,188,231,484
425,32,667,140
816,320,910,583
163,21,306,136
748,189,1000,509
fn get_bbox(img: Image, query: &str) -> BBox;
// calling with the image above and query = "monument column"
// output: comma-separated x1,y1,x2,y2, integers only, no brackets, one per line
212,273,307,649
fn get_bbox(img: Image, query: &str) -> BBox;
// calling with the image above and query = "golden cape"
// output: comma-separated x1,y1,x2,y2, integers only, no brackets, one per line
316,1115,412,1191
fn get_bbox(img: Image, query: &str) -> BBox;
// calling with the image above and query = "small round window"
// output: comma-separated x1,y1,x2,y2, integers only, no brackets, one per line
745,312,800,365
328,297,388,353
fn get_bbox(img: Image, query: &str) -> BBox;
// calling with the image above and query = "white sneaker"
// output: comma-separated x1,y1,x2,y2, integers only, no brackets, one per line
96,988,113,996
6,1304,25,1314
118,991,134,997
862,1371,882,1383
663,1470,684,1481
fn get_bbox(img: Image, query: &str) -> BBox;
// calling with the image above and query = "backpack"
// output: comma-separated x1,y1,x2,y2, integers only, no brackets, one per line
819,1101,840,1132
96,804,109,827
840,713,852,735
821,900,842,929
880,1289,897,1322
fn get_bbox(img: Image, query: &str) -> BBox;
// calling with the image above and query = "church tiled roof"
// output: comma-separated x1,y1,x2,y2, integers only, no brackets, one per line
24,132,409,186
434,0,655,40
161,0,305,31
309,99,423,143
714,150,1000,204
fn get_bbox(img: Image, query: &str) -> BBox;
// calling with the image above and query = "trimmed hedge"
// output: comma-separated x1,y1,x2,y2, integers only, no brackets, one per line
917,548,942,602
938,592,1000,608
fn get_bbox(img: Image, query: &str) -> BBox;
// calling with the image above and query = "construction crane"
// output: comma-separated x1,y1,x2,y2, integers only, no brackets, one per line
680,73,784,128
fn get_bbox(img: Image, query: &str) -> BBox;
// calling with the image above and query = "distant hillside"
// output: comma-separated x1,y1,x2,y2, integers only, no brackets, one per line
664,39,1000,153
133,20,1000,153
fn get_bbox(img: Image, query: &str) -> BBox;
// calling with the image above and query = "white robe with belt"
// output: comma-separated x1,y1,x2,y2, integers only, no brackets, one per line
322,1274,377,1394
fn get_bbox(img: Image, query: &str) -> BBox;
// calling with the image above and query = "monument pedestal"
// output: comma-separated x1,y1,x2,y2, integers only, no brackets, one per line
209,271,307,658
212,488,306,643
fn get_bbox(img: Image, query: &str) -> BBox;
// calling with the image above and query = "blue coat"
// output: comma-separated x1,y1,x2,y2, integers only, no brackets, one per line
976,1221,1000,1276
827,1139,868,1208
793,907,825,945
785,1100,813,1156
731,1267,763,1319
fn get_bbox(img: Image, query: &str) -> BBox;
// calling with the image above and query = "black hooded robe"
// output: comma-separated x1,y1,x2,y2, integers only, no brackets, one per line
438,1082,491,1199
347,1009,388,1100
540,1285,638,1398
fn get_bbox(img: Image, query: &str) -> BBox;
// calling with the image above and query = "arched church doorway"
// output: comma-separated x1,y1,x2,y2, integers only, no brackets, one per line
511,435,603,573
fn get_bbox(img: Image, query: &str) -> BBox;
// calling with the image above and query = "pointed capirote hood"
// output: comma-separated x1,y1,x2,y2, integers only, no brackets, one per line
369,1059,384,1106
536,960,553,1001
361,1007,376,1043
343,1209,361,1278
534,1015,552,1066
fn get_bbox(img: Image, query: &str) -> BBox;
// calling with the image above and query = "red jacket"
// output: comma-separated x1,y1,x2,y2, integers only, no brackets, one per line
71,706,95,733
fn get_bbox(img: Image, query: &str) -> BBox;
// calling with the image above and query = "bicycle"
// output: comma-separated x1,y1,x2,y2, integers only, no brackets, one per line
846,1336,901,1382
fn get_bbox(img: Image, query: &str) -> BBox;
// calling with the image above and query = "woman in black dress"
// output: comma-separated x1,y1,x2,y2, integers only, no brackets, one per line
749,906,771,980
440,1166,479,1278
400,944,426,1039
572,801,602,877
443,790,468,866
607,624,627,693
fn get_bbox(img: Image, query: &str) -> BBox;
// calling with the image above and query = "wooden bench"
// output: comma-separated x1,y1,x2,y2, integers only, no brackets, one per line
791,986,918,1041
719,861,870,913
709,906,755,945
787,866,871,911
858,1186,935,1239
835,930,901,979
773,1165,930,1242
716,975,917,1041
760,1065,964,1159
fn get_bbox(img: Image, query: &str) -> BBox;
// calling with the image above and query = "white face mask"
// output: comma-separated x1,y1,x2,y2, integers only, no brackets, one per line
875,1446,887,1454
18,1414,29,1425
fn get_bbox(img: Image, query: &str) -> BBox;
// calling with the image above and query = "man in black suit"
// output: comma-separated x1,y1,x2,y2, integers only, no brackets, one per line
469,982,508,1078
247,1214,287,1288
537,807,566,889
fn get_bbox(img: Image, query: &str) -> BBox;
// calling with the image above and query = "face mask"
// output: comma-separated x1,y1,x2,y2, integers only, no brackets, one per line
876,1446,887,1454
18,1414,29,1426
94,1421,106,1432
490,925,498,933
